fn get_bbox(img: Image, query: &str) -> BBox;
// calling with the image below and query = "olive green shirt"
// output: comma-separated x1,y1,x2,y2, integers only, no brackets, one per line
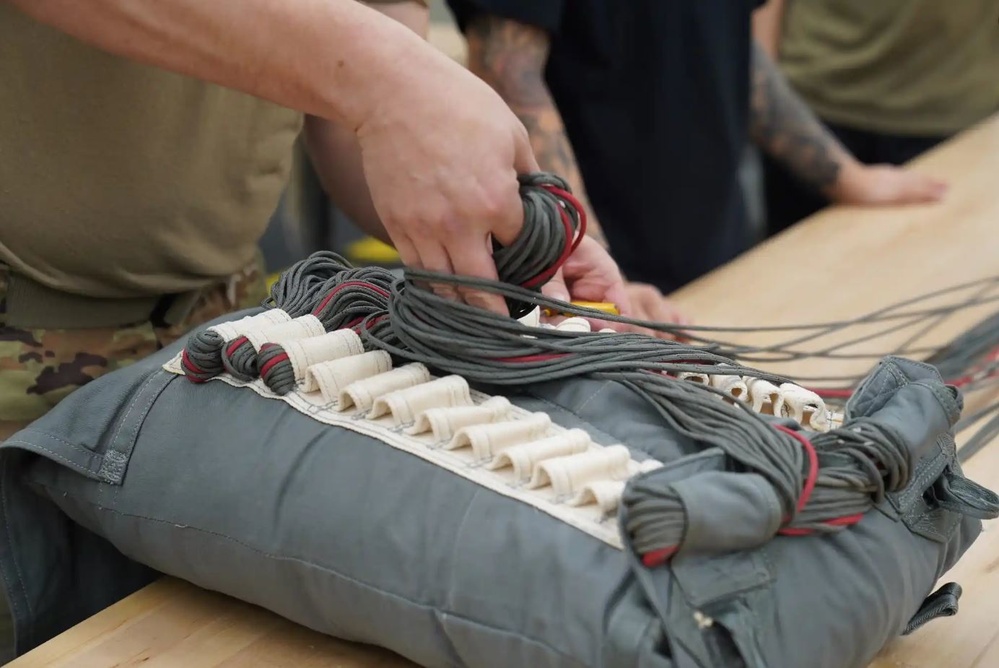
778,0,999,137
0,6,303,298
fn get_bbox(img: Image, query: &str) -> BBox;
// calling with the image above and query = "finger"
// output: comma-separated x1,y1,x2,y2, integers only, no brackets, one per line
410,239,461,303
391,232,421,270
907,174,948,202
489,127,539,249
512,125,541,174
447,233,510,316
541,268,570,304
539,270,574,328
489,172,527,249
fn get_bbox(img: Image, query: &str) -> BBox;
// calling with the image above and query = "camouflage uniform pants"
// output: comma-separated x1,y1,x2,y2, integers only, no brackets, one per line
0,258,269,439
0,257,268,662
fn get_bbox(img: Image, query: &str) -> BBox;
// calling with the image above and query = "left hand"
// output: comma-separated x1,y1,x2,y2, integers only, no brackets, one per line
829,163,948,206
539,237,692,338
541,235,632,331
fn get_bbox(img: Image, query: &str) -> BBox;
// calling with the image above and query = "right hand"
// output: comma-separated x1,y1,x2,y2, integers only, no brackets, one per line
355,48,539,315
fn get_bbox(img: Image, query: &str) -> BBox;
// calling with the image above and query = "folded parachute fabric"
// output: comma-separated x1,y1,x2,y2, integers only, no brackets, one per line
1,176,997,667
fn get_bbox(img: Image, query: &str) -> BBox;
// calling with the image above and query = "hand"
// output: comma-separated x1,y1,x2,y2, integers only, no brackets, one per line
828,163,948,207
625,282,690,335
355,46,539,315
541,235,632,331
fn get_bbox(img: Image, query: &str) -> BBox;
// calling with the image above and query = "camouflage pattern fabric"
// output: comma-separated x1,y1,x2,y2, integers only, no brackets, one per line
0,258,268,439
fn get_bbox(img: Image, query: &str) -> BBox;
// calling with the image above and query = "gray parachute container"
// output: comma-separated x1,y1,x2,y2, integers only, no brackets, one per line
0,308,992,668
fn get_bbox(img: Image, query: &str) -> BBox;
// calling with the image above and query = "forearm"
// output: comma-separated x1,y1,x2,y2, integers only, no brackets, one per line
302,117,392,244
751,0,786,60
748,39,862,197
301,0,430,244
465,15,609,248
6,0,433,131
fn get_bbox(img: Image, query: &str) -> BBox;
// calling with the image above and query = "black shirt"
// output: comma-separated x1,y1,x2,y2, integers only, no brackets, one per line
446,0,762,293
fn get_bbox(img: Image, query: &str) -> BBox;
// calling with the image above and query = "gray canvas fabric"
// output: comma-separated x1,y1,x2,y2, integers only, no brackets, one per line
0,308,990,667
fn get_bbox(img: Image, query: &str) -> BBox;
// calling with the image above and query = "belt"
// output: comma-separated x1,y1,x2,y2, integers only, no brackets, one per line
2,272,202,330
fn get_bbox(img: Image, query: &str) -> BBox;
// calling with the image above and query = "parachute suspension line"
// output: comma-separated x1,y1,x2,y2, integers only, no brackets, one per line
177,171,999,564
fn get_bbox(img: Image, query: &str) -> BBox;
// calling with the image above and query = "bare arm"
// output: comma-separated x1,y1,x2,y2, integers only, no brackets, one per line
7,0,433,131
302,0,430,244
749,39,857,198
748,39,946,207
9,0,544,316
464,14,610,248
752,0,786,60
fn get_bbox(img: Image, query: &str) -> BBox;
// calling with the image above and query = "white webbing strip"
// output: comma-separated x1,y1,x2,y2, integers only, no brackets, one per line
307,350,393,403
283,330,365,391
529,445,633,497
209,309,291,341
745,378,783,416
338,363,432,412
779,383,829,431
407,396,512,441
447,413,553,461
243,315,326,352
165,312,835,552
486,429,591,481
708,364,749,403
369,375,473,425
677,371,711,385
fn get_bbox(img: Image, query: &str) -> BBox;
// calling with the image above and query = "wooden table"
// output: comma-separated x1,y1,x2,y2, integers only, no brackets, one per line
10,117,999,667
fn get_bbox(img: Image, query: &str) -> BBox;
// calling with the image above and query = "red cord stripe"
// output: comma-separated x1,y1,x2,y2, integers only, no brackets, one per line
313,281,392,316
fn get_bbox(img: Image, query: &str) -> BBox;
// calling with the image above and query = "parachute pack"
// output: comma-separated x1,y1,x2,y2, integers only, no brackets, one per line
2,176,997,666
1,297,996,666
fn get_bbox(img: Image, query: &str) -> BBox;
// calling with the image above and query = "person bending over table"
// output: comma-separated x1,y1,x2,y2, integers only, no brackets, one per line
0,0,632,659
443,0,946,314
0,0,634,437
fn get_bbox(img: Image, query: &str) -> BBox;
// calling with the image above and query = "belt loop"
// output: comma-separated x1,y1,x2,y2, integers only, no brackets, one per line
159,290,203,328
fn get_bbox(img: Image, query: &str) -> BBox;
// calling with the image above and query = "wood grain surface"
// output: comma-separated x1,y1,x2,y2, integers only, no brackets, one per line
10,115,999,668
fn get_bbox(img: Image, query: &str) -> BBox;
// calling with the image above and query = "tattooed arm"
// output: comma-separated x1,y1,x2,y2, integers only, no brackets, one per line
464,14,610,248
749,39,946,205
748,39,855,196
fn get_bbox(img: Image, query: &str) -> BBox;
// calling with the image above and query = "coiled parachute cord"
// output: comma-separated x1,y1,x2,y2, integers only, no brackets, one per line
310,267,395,330
181,251,353,383
181,328,226,382
183,171,998,561
262,251,356,315
257,267,395,394
622,419,910,563
190,172,582,389
220,335,259,382
495,173,585,317
257,342,298,395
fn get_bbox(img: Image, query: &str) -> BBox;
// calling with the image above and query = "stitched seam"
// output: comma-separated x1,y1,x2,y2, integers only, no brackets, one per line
3,439,93,475
105,372,164,484
572,383,611,415
113,373,174,502
521,391,639,453
3,432,100,466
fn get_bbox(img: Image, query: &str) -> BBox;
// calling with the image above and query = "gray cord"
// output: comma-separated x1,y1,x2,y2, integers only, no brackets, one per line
183,171,999,561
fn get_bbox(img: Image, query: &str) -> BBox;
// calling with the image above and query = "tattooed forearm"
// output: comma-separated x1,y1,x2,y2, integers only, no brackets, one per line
748,40,849,193
465,15,609,247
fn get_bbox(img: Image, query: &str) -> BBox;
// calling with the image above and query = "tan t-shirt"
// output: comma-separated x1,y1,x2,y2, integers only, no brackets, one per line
778,0,999,137
0,6,304,298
